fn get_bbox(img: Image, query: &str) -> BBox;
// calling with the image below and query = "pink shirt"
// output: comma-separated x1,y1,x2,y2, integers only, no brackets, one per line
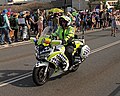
37,17,43,30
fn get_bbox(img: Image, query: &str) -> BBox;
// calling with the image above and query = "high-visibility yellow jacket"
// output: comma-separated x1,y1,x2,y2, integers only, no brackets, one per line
52,25,75,42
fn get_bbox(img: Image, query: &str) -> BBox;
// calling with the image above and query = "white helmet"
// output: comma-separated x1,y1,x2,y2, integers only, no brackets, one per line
59,15,71,26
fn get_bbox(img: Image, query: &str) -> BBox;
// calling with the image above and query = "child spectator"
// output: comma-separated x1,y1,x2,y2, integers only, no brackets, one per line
36,16,43,39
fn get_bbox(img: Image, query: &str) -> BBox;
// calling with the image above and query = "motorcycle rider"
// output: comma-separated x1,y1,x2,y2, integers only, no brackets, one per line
52,15,75,71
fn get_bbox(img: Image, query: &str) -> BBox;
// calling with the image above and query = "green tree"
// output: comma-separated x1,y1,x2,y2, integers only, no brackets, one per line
115,0,120,10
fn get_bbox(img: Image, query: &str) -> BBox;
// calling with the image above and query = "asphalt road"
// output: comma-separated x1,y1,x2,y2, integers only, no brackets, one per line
0,29,120,96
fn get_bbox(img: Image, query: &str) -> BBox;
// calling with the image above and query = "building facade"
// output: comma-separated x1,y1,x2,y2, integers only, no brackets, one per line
106,0,118,9
0,0,56,4
72,0,89,10
0,0,89,10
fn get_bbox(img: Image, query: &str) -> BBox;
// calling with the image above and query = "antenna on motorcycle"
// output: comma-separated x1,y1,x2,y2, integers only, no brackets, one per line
82,35,85,45
81,30,85,39
81,30,85,44
82,35,84,39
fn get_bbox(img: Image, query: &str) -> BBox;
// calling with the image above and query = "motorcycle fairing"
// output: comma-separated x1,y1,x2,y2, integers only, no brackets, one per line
51,53,68,64
35,61,49,68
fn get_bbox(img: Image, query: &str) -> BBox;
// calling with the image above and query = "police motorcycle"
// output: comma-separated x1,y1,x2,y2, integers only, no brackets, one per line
30,26,90,86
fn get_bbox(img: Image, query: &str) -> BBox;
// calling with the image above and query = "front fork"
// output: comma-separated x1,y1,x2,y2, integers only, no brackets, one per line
35,61,49,76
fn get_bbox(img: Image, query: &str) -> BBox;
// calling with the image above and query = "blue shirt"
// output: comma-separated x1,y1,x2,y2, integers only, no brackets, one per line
0,14,10,29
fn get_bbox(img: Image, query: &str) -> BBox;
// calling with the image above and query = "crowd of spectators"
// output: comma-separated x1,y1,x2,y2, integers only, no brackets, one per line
0,8,120,45
74,9,119,32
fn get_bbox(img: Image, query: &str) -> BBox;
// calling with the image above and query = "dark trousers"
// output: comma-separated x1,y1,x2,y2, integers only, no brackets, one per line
0,27,11,44
34,24,38,34
65,45,74,67
28,28,31,40
14,29,18,41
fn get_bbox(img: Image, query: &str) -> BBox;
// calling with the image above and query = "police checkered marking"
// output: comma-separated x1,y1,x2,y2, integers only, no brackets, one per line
80,45,90,59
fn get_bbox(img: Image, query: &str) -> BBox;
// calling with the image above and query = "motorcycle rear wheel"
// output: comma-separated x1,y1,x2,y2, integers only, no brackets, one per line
32,67,49,86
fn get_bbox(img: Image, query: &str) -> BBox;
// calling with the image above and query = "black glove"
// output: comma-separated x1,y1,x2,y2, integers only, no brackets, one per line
67,37,73,44
62,39,66,45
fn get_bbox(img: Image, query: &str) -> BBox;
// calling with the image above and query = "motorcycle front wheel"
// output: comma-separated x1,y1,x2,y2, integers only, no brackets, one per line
32,66,49,86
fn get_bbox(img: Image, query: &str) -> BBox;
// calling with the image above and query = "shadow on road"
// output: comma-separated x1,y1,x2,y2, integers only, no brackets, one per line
0,70,36,87
0,69,72,88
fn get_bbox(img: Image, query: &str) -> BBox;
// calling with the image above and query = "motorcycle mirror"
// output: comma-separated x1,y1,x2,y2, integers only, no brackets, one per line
30,37,37,43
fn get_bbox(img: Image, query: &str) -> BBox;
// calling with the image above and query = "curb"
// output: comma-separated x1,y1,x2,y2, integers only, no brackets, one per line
0,40,31,50
0,27,111,50
75,27,111,36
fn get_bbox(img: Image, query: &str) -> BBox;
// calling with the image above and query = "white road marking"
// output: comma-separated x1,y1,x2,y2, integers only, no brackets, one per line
0,72,32,87
0,40,120,87
90,40,120,54
0,74,32,87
